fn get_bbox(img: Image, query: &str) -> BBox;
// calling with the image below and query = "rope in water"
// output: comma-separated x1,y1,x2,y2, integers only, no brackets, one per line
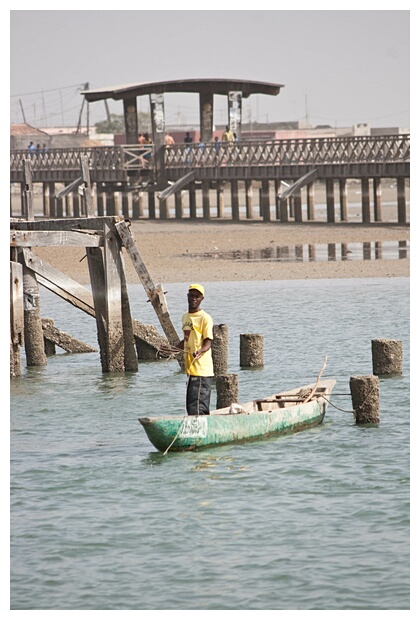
321,387,376,415
163,355,200,456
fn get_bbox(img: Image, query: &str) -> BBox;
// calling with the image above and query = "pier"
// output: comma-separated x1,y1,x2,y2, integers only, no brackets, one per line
10,78,409,224
10,134,410,224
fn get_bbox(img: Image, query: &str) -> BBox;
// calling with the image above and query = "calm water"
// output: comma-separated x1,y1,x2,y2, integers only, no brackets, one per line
10,278,410,610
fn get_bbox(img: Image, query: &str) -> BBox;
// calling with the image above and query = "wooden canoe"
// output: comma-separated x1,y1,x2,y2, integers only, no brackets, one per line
139,379,336,453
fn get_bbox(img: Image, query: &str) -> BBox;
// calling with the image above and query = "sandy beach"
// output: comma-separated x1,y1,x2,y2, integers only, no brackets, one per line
34,219,410,285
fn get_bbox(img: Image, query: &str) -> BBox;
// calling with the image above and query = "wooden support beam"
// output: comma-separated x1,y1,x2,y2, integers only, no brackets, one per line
158,171,195,202
86,247,108,371
10,229,103,248
102,222,135,372
21,248,174,359
12,216,121,232
41,318,97,354
115,220,181,350
81,155,96,216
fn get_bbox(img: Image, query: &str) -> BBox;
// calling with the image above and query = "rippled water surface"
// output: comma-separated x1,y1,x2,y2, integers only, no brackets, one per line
10,278,410,610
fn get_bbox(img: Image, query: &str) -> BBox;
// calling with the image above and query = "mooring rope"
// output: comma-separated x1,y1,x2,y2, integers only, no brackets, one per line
163,414,188,456
162,355,200,456
321,388,376,415
321,395,355,414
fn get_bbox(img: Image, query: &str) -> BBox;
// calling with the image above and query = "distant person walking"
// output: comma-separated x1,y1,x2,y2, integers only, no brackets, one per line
222,126,235,142
184,132,193,144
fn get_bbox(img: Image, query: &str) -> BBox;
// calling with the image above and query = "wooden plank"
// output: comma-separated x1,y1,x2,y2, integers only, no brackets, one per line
41,318,97,353
21,248,96,315
80,155,95,216
10,229,103,248
278,169,318,200
103,222,125,372
22,247,177,361
119,249,139,372
86,247,108,371
157,171,195,201
10,215,124,232
115,220,180,348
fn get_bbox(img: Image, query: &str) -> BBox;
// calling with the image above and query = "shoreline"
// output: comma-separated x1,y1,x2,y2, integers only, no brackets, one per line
33,220,410,285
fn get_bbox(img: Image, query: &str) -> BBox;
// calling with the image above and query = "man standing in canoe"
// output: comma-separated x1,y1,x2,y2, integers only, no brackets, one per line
177,284,214,415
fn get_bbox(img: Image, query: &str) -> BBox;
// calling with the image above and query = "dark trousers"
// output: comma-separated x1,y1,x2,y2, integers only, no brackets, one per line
186,376,212,415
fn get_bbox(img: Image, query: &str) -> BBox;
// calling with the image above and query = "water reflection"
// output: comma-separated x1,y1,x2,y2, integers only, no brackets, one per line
184,241,409,263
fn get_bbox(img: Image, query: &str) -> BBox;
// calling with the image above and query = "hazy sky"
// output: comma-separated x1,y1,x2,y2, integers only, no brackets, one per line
9,9,411,131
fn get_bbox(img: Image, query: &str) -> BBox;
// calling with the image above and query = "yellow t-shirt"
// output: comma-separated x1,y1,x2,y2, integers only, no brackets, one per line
182,310,214,377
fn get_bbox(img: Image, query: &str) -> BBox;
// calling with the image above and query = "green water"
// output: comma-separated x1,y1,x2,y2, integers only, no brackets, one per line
10,278,410,609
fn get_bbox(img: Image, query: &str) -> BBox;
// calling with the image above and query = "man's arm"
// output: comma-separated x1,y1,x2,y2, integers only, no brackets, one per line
193,337,212,359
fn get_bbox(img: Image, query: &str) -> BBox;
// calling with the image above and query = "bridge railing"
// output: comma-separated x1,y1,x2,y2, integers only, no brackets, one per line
164,134,410,168
10,145,154,174
10,135,409,176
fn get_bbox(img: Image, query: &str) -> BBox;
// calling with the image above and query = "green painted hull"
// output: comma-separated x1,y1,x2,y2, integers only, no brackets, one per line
139,380,335,452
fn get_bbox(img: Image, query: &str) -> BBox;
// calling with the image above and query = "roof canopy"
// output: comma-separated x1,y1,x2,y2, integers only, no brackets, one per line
82,78,283,102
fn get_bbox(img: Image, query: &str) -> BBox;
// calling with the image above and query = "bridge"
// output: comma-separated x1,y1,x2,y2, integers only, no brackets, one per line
10,134,410,224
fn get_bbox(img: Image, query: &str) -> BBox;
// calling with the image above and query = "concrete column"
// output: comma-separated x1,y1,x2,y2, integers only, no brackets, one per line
361,178,371,223
326,179,335,223
189,184,197,219
217,183,224,218
339,179,348,221
231,180,240,220
261,180,270,221
159,198,169,219
240,333,264,367
350,375,380,424
21,262,47,367
397,177,407,223
294,189,302,222
48,182,56,217
373,178,382,222
212,324,229,376
371,339,403,375
216,374,239,409
202,181,211,220
175,192,184,219
148,191,156,219
307,182,315,220
245,180,254,219
279,198,288,222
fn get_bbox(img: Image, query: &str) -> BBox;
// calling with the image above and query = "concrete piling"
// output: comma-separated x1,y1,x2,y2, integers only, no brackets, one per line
212,324,229,376
240,333,264,367
21,262,47,367
216,374,239,409
349,375,380,424
371,338,403,375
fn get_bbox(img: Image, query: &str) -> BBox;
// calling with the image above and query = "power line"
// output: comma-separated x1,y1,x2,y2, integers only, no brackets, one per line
10,83,85,99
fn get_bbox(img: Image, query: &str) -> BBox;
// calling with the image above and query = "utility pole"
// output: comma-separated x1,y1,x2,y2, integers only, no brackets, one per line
19,99,26,124
85,82,90,139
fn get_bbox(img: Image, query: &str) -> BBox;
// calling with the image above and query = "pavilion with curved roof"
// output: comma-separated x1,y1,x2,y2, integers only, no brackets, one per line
82,78,284,145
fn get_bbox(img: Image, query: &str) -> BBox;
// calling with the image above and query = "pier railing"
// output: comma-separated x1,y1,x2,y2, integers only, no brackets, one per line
164,134,410,168
10,135,409,183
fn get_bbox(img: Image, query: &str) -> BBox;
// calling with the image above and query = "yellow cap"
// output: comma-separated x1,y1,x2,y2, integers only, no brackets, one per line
188,283,205,296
